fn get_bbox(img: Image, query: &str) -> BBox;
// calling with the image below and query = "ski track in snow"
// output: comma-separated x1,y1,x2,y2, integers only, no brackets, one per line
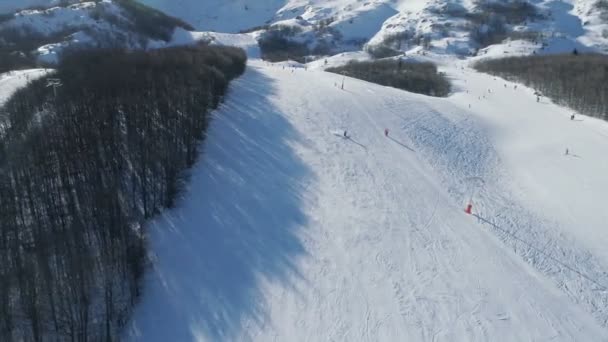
128,61,608,341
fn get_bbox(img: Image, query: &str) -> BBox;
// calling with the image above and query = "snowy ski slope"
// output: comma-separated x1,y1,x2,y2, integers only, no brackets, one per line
127,59,608,341
3,2,608,341
0,69,50,106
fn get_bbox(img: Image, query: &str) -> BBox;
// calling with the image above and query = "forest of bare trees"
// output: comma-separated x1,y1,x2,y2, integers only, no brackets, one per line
475,53,608,121
326,59,451,97
0,44,246,341
467,0,542,48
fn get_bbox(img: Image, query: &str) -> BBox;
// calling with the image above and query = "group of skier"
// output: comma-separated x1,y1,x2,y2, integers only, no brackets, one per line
343,82,578,157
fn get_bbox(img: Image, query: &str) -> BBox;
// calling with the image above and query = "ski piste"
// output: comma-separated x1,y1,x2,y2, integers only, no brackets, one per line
127,59,608,341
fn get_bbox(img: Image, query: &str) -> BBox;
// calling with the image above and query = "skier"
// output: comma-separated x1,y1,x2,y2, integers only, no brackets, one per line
343,130,348,138
565,148,569,155
570,113,575,120
384,128,389,137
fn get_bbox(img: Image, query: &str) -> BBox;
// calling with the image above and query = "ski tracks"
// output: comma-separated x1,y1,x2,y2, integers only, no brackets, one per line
232,63,608,341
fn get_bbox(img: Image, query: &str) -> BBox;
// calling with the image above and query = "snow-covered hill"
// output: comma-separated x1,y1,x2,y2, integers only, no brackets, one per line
125,58,608,341
138,0,608,57
0,0,195,64
4,0,607,66
0,69,50,106
3,1,608,341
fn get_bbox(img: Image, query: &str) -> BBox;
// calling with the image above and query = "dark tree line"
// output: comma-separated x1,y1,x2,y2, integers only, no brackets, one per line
0,44,246,341
475,53,608,121
110,0,194,41
365,44,403,59
258,25,310,63
369,31,431,57
326,59,451,97
257,22,342,62
467,0,542,48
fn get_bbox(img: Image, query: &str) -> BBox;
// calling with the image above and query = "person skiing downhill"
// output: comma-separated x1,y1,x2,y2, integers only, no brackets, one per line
384,128,389,137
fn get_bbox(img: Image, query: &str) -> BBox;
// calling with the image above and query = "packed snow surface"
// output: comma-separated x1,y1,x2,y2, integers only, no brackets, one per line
127,59,608,341
0,69,50,106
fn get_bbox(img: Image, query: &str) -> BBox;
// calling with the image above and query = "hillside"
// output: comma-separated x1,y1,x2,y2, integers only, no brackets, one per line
0,69,49,106
2,0,608,341
4,0,607,68
126,59,608,341
0,0,608,65
0,45,247,341
0,0,193,69
139,0,608,57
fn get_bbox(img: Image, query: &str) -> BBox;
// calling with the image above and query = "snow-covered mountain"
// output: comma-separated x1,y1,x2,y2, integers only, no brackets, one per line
0,0,195,64
138,0,608,57
3,0,607,66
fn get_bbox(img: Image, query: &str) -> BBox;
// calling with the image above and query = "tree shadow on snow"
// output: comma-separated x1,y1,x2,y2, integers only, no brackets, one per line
127,68,312,341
